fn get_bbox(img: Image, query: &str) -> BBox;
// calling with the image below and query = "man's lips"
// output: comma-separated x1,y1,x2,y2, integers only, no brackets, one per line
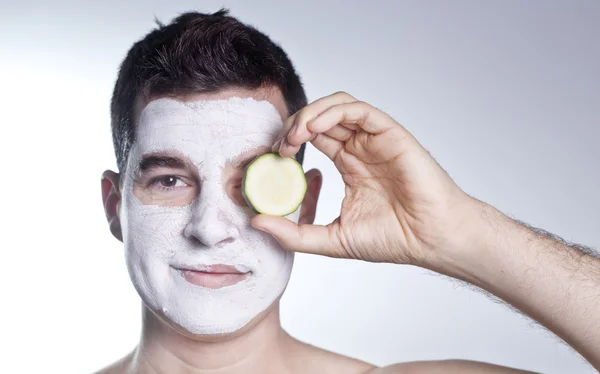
176,264,251,289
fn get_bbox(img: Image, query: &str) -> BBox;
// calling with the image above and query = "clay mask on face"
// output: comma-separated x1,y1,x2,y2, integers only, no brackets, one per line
120,97,297,335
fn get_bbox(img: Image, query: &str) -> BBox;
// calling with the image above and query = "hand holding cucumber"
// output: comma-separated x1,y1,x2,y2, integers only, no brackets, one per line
250,91,481,266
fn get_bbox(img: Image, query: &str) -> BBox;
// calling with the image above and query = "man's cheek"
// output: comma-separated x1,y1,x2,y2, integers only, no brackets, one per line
123,207,190,263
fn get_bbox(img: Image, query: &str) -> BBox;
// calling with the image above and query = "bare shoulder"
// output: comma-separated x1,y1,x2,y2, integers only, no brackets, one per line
287,336,535,374
286,337,376,373
366,360,537,374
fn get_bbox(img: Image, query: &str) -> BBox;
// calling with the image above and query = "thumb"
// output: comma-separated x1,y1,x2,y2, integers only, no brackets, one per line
251,214,341,257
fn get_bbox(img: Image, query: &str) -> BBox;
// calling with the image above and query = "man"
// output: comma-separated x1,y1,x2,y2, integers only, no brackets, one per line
99,9,599,374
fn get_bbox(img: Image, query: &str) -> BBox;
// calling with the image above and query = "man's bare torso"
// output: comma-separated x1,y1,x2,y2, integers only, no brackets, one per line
95,338,533,374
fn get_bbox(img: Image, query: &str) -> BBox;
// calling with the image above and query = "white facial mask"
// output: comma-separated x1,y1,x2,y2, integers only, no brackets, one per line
120,97,297,335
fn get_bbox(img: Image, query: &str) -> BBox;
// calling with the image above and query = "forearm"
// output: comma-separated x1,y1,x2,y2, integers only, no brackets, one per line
434,201,600,369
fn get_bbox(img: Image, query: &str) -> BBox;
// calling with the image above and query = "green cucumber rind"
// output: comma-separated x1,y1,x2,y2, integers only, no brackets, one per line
242,153,307,216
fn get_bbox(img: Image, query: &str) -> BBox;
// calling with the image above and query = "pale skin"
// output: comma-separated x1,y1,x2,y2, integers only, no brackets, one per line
100,87,598,374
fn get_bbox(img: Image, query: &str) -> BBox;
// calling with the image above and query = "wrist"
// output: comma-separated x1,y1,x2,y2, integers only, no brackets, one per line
423,197,508,285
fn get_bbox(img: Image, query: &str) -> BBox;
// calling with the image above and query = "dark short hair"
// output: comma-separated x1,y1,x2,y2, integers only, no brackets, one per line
110,9,307,179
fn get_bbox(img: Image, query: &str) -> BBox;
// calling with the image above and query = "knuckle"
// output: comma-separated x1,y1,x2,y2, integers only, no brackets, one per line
355,101,370,110
333,91,353,100
338,91,355,100
295,111,312,128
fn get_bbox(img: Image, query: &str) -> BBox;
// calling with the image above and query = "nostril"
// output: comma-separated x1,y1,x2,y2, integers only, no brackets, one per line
216,238,235,248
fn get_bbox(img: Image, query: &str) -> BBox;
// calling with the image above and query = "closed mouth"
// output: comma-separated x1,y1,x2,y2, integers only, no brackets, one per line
175,264,252,289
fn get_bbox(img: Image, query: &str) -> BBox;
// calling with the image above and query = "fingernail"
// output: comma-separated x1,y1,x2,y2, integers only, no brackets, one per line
256,226,271,235
279,137,288,154
289,123,298,138
272,137,283,152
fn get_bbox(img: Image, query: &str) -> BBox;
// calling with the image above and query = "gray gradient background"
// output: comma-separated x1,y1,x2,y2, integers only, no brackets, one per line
1,1,598,373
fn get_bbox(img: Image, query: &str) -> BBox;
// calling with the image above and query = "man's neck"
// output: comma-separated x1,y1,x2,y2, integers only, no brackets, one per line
128,304,293,374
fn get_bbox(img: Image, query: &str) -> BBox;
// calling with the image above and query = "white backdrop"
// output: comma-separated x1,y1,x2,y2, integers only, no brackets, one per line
1,1,598,373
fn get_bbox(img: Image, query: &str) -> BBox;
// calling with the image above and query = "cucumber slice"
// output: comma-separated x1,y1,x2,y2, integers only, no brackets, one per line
242,153,307,216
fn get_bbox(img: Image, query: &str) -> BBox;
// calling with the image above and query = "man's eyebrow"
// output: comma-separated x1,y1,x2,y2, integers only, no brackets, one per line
232,148,269,169
138,153,191,173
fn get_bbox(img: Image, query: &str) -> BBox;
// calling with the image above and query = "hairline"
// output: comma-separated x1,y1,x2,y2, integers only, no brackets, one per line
118,85,294,190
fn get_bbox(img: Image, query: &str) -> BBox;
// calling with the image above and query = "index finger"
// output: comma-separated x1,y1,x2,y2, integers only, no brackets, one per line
289,91,358,139
271,92,358,155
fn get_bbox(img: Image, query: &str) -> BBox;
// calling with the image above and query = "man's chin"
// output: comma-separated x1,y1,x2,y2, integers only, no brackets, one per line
142,296,283,342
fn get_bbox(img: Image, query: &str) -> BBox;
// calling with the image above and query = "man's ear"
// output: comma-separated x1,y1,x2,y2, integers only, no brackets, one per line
298,169,322,225
101,170,123,242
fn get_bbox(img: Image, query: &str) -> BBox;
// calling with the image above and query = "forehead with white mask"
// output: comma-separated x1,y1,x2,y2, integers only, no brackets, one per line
119,96,298,335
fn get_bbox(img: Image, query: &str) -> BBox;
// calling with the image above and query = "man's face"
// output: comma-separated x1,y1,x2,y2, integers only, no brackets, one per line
118,89,297,335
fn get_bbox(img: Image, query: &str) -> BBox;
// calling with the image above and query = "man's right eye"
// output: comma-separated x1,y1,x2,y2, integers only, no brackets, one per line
150,176,188,190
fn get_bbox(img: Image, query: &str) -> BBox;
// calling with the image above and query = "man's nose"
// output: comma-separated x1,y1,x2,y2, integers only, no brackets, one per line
183,198,240,248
